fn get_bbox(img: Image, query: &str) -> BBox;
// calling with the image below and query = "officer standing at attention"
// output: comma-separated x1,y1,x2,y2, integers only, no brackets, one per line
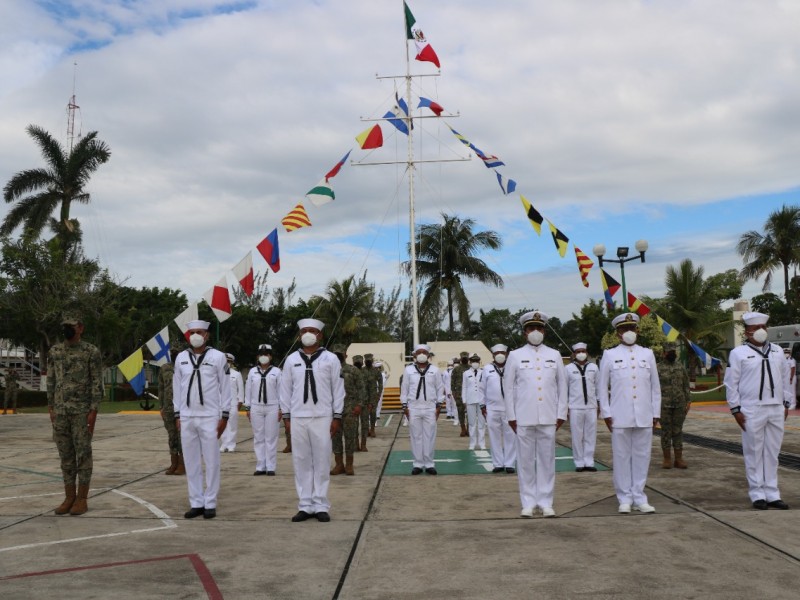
244,344,282,476
450,351,470,437
462,353,486,450
565,342,599,472
724,311,792,510
480,344,516,473
48,314,104,516
658,341,691,469
219,353,244,453
400,344,445,475
159,348,185,475
330,344,364,476
505,311,568,518
597,313,661,515
3,367,19,414
173,319,231,520
280,318,344,522
364,353,383,438
783,347,796,409
351,355,370,452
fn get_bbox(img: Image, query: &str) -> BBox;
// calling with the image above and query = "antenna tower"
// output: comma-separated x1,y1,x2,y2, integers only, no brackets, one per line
67,62,80,151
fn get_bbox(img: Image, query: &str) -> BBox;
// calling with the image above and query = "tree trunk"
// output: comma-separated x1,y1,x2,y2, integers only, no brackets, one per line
784,261,791,304
446,287,454,337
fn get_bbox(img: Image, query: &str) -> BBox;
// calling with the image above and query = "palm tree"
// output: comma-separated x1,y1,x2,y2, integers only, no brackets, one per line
737,205,800,301
403,213,503,336
2,125,111,242
311,273,390,344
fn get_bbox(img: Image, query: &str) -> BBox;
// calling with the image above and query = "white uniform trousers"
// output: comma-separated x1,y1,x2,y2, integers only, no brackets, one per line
446,394,456,418
487,410,516,468
611,427,652,505
291,416,333,514
219,406,238,451
251,404,280,472
181,416,221,509
569,409,597,468
466,403,486,449
741,404,784,502
376,395,383,419
408,407,437,468
516,425,556,510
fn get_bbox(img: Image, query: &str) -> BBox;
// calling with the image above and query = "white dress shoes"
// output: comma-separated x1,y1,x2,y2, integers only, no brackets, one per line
633,503,655,513
618,503,632,514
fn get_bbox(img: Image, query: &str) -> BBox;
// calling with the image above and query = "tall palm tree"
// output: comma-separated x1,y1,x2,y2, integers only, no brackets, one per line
737,205,800,301
2,125,111,241
403,213,503,336
311,273,390,344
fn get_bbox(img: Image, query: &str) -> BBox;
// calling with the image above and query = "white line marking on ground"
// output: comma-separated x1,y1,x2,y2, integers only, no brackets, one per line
384,415,393,427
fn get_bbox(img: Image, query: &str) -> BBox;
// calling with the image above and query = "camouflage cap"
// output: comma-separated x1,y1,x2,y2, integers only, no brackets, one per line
61,314,82,325
331,343,347,354
663,342,677,351
364,353,374,360
459,351,469,358
352,354,364,361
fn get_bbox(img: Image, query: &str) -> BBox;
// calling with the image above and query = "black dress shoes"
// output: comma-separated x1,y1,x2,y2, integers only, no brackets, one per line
254,470,267,476
575,467,585,472
492,467,505,473
425,467,438,475
292,510,313,522
184,507,205,519
505,467,516,474
752,499,768,510
203,508,216,519
411,467,423,475
767,499,789,510
315,512,331,522
584,466,598,472
267,471,276,476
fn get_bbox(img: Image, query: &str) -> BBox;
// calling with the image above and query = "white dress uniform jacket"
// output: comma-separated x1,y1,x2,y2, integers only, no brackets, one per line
504,344,568,425
245,365,282,472
401,363,445,469
725,342,792,410
565,362,599,409
597,344,661,427
565,361,599,469
219,368,244,451
280,349,344,419
481,363,516,469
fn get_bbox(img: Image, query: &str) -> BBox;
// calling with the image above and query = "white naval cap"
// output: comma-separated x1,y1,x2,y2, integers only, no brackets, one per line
611,313,640,328
572,342,588,352
257,343,273,353
374,361,383,366
413,344,431,353
186,319,211,331
225,353,235,361
490,344,508,353
297,318,325,331
742,311,769,326
519,310,548,327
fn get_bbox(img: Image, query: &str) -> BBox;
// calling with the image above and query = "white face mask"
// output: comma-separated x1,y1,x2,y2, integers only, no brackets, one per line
752,328,768,344
300,332,318,347
494,354,506,365
621,331,637,345
470,361,480,368
258,355,271,366
415,353,429,364
189,333,205,349
575,352,588,362
527,330,544,346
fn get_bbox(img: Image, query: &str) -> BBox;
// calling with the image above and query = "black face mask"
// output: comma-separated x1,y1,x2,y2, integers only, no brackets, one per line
365,360,373,368
460,358,468,365
665,352,677,363
63,325,77,340
354,361,363,368
335,353,345,364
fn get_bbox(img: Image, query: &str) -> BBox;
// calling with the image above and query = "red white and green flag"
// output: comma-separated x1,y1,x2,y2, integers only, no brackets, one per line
404,2,441,68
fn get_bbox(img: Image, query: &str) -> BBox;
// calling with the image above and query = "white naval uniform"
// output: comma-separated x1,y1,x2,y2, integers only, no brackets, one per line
280,348,344,514
787,356,797,409
462,367,487,449
401,363,445,469
481,363,516,469
505,343,568,511
376,371,389,418
443,368,455,418
724,342,792,503
565,361,599,469
597,343,661,507
173,347,231,510
245,365,282,472
219,368,244,452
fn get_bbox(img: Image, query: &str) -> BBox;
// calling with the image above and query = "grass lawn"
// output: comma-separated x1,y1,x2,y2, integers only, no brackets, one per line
691,374,726,402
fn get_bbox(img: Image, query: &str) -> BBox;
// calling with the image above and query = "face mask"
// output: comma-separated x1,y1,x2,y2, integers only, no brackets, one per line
494,354,506,365
752,329,768,344
621,331,637,345
189,333,205,348
62,325,76,340
365,360,373,368
300,332,318,347
354,361,363,368
415,353,429,364
575,352,587,362
665,352,676,363
527,330,544,346
460,358,469,365
470,361,480,367
258,355,271,366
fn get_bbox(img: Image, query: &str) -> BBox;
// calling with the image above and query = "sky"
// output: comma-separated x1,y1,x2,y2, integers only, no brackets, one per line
2,0,799,330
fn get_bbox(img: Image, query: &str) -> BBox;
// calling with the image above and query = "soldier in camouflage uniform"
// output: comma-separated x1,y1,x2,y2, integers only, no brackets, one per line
159,349,184,475
450,351,470,437
47,314,104,516
3,368,19,414
364,353,383,437
331,345,364,475
658,342,691,469
352,354,370,451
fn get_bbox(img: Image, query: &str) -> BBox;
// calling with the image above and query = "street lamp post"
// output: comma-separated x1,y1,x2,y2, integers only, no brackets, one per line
592,240,649,311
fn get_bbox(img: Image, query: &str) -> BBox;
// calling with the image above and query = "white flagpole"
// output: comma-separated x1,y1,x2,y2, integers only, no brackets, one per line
405,1,420,348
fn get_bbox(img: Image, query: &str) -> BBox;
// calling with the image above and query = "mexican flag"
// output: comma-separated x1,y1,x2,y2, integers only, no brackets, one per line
404,2,441,68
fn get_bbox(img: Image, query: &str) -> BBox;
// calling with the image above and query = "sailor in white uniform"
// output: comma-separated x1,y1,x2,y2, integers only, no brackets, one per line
565,342,599,472
173,319,232,520
219,353,244,452
480,344,516,473
725,311,792,510
245,344,282,476
597,313,661,514
462,353,487,450
443,359,455,420
280,318,344,522
400,344,445,475
505,311,568,518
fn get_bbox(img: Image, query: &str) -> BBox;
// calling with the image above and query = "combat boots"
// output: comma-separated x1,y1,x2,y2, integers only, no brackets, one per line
368,425,376,437
345,454,355,476
54,484,77,515
282,439,292,453
360,434,368,452
165,454,179,475
661,448,672,469
330,454,345,475
173,455,186,475
460,423,468,438
70,484,90,515
674,449,688,469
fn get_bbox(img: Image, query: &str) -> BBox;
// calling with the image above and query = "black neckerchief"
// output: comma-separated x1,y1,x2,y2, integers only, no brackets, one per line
299,349,324,404
746,342,775,400
574,362,589,404
257,365,273,403
415,363,431,400
187,349,209,406
493,363,505,398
